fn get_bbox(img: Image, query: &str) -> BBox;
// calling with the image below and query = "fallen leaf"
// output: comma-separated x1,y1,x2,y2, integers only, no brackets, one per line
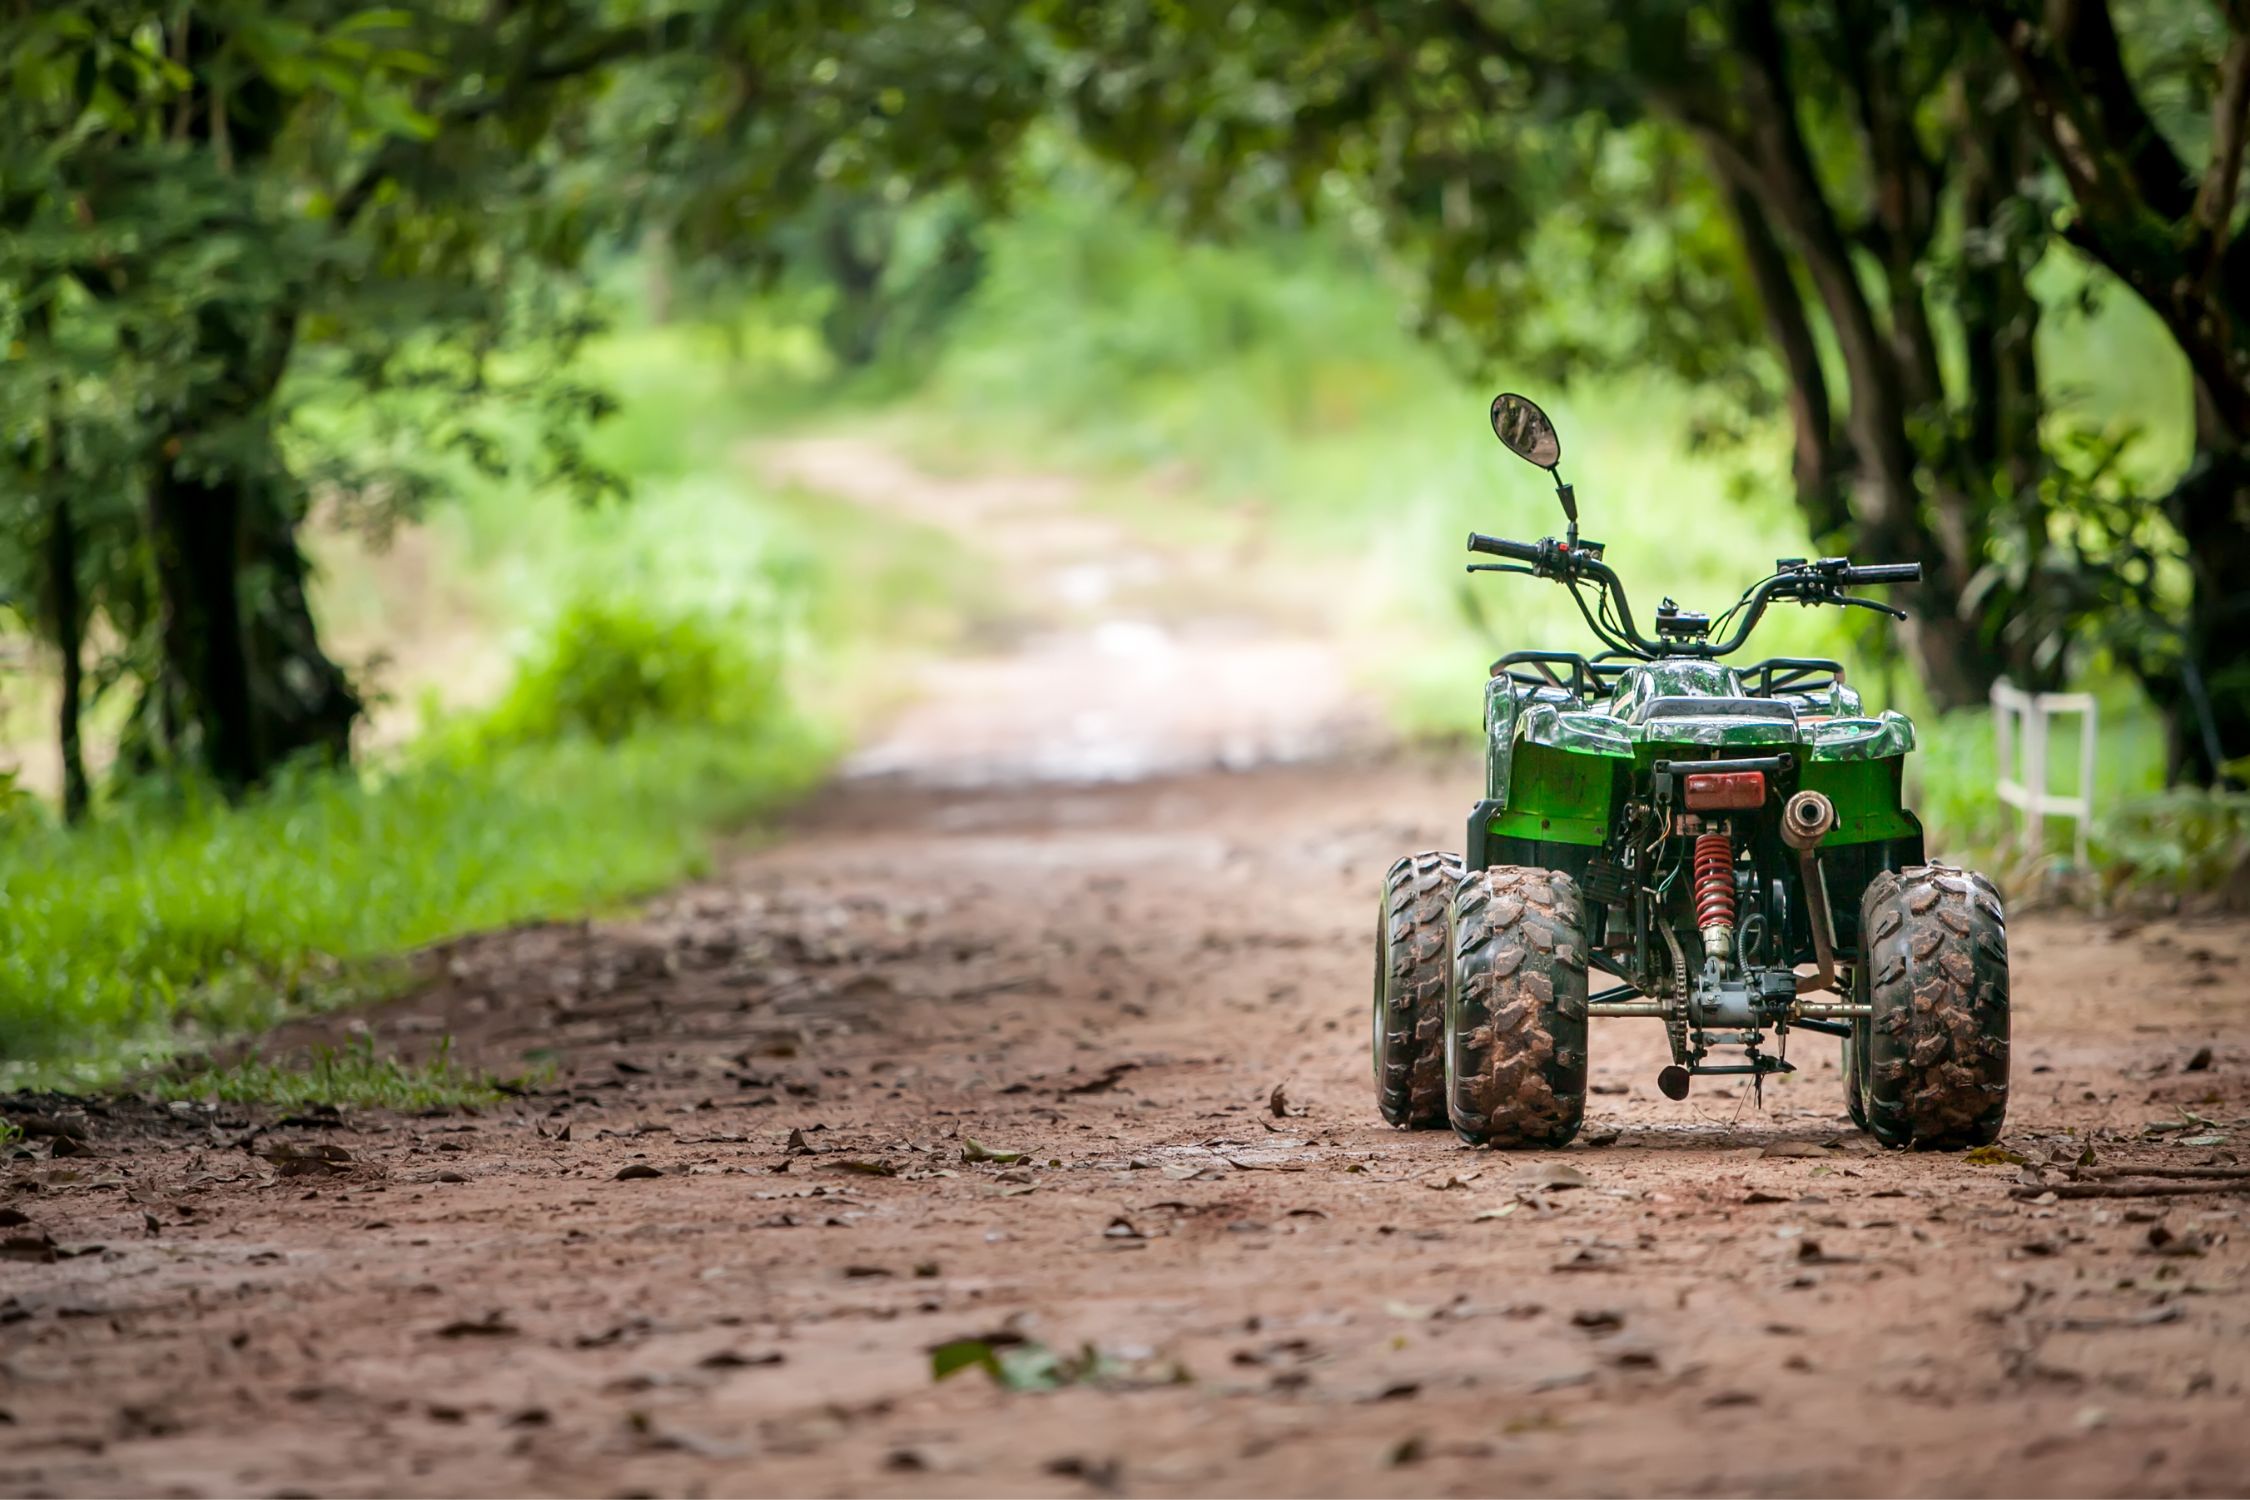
1385,1435,1428,1467
1759,1141,1832,1160
2144,1225,2206,1258
1045,1455,1122,1487
698,1349,784,1369
435,1311,518,1339
1963,1144,2031,1167
1794,1239,1859,1265
1162,1163,1226,1182
824,1158,898,1177
263,1143,353,1177
962,1139,1026,1165
615,1163,664,1181
2184,1046,2213,1072
1060,1062,1136,1095
1471,1204,1519,1222
1512,1163,1590,1190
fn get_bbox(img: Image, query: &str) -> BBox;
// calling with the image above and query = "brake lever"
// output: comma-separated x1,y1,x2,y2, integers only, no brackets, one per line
1836,594,1908,620
1466,563,1537,576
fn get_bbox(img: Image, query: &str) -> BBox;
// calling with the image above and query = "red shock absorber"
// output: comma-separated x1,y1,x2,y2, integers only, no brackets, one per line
1693,831,1736,957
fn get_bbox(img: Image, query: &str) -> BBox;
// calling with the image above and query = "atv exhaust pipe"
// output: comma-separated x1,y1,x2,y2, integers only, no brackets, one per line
1781,791,1840,995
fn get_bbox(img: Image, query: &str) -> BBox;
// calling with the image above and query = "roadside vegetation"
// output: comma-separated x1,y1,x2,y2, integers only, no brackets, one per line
154,1035,528,1113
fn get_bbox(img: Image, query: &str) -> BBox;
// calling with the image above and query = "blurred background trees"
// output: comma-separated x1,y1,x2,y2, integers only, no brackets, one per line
0,0,1035,802
1039,0,2245,783
3,0,2242,804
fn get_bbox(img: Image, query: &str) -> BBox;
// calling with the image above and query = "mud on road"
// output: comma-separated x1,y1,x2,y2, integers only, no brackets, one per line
6,441,2249,1497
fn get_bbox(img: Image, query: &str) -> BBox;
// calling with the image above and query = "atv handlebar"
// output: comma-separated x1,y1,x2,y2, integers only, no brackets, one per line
1463,534,1921,660
1467,531,1545,564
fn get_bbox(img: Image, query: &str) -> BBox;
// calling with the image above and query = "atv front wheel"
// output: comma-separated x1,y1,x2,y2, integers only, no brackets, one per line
1444,865,1588,1148
1859,865,2010,1149
1372,852,1463,1129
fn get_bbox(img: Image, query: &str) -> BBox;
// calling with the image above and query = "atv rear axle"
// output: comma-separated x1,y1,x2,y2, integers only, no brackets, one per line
1582,1001,1870,1018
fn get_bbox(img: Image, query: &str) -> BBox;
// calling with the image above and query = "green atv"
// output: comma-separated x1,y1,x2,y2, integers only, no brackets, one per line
1374,393,2009,1151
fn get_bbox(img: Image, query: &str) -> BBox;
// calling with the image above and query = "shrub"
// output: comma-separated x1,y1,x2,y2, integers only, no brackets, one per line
2096,789,2250,906
471,595,783,747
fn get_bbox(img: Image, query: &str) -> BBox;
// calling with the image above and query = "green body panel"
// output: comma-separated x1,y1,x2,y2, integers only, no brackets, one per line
1488,742,1612,845
1484,655,1917,845
1797,756,1919,843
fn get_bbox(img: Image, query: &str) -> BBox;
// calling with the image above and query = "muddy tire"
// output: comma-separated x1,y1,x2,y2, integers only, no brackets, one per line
1444,865,1588,1148
1859,865,2010,1150
1372,852,1463,1129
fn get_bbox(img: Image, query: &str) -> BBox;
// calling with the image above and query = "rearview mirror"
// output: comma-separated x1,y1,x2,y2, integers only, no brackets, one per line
1490,392,1561,469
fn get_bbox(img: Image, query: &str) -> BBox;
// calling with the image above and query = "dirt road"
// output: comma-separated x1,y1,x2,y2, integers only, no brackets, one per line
5,441,2247,1498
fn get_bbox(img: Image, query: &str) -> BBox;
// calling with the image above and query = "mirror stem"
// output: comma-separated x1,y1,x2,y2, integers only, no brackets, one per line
1555,478,1578,549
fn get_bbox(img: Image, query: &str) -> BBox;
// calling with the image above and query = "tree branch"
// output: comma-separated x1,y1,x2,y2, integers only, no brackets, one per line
2194,28,2250,276
1981,0,2192,225
331,10,704,229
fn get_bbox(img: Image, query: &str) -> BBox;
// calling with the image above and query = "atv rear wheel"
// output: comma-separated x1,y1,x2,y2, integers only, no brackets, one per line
1372,852,1462,1129
1859,865,2010,1149
1444,865,1588,1148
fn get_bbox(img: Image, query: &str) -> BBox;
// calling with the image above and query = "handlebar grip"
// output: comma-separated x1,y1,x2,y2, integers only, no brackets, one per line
1841,563,1921,585
1467,532,1545,564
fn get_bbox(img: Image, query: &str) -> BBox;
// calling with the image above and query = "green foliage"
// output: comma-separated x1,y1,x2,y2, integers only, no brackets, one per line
155,1034,527,1111
0,718,825,1086
470,597,781,748
2096,789,2250,901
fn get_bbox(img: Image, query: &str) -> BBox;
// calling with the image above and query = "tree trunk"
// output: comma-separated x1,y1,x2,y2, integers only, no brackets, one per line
1693,0,2000,709
242,475,360,769
2165,442,2250,785
147,462,261,794
145,453,360,792
1709,165,1849,542
46,498,89,822
1984,1,2250,775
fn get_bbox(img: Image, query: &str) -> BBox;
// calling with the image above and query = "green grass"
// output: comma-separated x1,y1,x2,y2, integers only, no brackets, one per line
154,1034,531,1112
0,719,828,1088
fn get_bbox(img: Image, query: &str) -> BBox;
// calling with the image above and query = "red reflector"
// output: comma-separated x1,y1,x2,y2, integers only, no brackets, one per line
1683,771,1766,810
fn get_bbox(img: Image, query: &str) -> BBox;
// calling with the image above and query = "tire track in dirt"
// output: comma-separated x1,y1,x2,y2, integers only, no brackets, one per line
4,440,2247,1497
